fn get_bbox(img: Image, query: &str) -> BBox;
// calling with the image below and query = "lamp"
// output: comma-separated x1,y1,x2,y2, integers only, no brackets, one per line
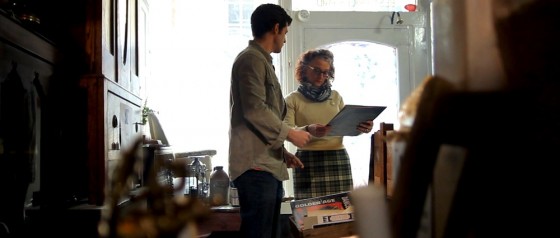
186,156,209,198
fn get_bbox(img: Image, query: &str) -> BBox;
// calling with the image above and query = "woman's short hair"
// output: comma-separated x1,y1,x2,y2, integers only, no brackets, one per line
295,49,335,83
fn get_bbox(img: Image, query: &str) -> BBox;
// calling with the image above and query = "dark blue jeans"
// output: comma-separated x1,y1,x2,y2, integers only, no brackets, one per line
233,170,283,238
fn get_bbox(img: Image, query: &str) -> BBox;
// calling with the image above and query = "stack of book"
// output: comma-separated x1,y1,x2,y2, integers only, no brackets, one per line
290,192,354,230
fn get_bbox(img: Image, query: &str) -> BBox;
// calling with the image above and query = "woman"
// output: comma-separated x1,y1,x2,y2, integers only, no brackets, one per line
284,49,373,200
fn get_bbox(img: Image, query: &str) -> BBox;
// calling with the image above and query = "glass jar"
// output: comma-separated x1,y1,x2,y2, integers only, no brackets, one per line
209,166,230,206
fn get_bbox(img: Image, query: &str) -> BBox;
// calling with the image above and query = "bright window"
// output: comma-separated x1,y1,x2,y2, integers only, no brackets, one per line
147,0,411,179
147,0,275,169
325,42,398,188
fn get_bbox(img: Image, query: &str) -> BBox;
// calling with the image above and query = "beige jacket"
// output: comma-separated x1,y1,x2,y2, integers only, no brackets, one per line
228,40,291,181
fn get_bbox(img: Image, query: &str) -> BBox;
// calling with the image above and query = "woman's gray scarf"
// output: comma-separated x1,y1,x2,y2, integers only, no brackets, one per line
297,81,332,102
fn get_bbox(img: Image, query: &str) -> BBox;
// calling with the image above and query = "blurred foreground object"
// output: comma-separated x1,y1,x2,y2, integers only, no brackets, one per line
350,184,390,238
391,1,560,237
98,137,210,238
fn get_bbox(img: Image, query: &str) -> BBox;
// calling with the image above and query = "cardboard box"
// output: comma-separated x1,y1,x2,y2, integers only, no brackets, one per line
290,192,353,230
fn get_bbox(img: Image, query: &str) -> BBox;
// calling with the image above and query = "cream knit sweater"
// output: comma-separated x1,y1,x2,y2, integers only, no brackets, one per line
284,90,346,151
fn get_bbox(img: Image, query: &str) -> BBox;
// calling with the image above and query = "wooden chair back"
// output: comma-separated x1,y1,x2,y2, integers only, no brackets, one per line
369,122,394,197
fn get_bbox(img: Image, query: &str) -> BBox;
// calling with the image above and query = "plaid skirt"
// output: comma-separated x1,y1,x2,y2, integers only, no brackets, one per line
293,149,353,200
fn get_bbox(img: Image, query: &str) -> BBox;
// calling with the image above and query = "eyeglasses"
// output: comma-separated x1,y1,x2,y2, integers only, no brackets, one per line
306,65,332,78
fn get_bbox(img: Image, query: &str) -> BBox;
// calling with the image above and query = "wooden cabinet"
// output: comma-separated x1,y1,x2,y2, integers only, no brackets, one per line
78,0,149,205
90,0,142,93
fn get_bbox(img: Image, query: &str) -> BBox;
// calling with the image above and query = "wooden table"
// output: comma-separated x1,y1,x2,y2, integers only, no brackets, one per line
197,204,295,237
197,205,241,236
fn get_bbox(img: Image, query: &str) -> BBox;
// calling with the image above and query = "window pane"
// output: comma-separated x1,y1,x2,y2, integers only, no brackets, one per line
228,4,241,23
293,0,418,12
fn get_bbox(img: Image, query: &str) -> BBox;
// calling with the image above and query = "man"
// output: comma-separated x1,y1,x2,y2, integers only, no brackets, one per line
229,3,311,238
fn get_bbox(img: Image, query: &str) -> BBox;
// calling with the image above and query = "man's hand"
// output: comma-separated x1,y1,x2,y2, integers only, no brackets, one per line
287,129,311,147
283,149,304,169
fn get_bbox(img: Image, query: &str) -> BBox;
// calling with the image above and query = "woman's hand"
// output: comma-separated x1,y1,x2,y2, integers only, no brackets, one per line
357,120,374,134
307,124,331,137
